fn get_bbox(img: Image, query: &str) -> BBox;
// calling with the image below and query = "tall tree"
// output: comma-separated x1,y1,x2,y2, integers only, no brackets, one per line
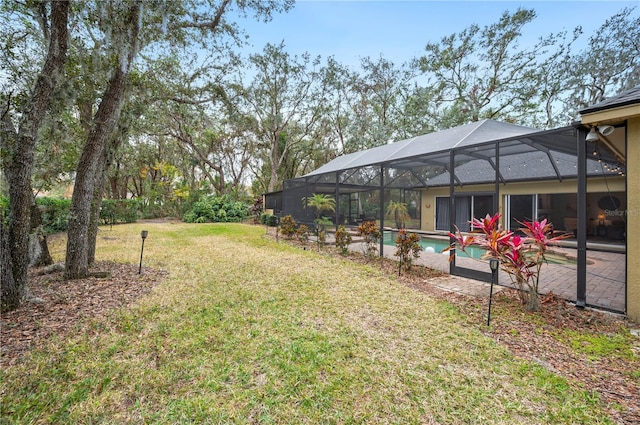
65,1,142,279
236,42,325,192
562,7,640,119
418,8,565,127
1,1,69,311
65,0,293,278
316,57,355,156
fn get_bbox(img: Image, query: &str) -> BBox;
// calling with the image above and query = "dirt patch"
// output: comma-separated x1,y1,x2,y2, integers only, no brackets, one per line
1,262,165,367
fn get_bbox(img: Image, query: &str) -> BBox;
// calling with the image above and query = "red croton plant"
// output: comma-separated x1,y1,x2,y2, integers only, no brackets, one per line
446,213,570,312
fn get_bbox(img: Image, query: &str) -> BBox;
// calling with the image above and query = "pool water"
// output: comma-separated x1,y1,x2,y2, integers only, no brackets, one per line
383,232,484,259
382,232,576,265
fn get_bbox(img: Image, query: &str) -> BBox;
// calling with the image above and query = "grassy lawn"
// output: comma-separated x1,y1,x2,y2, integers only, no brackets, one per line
1,222,614,424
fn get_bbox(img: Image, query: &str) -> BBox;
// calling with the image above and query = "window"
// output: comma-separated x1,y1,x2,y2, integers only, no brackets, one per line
435,194,493,232
505,194,536,231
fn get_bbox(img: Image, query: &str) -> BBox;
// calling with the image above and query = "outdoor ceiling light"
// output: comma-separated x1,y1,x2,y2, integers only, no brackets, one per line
586,125,615,142
585,127,599,142
598,125,615,136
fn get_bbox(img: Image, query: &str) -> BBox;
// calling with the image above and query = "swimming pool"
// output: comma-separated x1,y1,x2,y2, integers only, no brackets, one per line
383,232,485,259
382,232,576,264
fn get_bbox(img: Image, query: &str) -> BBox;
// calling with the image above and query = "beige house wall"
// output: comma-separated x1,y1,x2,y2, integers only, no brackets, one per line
625,117,639,321
419,177,625,233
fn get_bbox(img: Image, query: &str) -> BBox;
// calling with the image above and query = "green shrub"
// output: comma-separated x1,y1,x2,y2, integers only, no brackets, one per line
267,214,279,227
36,197,71,233
335,225,352,255
279,215,297,238
100,199,138,225
183,195,249,223
2,197,138,233
394,229,422,272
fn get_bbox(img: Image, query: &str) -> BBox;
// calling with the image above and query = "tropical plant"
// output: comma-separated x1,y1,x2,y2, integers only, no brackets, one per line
357,220,382,259
394,229,422,272
279,215,298,239
386,201,411,229
182,195,248,223
446,213,569,311
314,216,333,248
249,197,264,224
335,225,352,255
296,224,310,244
303,193,336,220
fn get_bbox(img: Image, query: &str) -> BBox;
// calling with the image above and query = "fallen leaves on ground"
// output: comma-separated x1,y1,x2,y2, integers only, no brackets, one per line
1,261,165,367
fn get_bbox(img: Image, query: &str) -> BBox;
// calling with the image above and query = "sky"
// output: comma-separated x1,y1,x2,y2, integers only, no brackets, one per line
237,0,639,67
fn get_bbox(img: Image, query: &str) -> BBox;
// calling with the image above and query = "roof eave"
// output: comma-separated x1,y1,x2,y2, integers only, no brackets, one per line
580,104,640,125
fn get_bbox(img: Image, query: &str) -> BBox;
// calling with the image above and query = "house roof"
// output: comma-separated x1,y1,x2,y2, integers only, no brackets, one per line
305,119,538,177
579,85,640,115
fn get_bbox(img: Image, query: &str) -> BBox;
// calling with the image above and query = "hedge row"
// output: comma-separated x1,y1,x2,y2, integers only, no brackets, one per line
1,194,253,230
0,197,138,234
183,195,249,223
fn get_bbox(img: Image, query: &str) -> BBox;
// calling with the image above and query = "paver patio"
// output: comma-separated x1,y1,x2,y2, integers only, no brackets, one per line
360,239,626,314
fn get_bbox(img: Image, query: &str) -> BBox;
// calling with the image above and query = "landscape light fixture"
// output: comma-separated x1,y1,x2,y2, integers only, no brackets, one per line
489,258,499,272
487,258,499,326
139,230,148,274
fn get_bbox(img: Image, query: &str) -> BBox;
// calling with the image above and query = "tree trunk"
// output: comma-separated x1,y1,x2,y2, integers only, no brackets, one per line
65,71,124,278
29,233,53,268
88,143,109,264
526,290,541,312
0,1,69,311
28,201,53,268
65,3,140,279
1,219,16,313
268,134,279,192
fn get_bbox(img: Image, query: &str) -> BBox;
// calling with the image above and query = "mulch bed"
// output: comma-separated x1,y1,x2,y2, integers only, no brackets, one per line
2,233,639,424
1,262,166,367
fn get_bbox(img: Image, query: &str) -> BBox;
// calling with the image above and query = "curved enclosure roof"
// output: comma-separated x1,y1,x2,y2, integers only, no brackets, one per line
305,120,538,177
294,119,624,193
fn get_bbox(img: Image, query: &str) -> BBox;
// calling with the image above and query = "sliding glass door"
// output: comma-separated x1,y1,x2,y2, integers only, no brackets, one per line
506,194,536,231
435,194,494,232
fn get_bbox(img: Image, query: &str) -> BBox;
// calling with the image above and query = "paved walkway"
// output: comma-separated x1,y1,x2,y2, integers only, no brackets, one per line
348,238,626,314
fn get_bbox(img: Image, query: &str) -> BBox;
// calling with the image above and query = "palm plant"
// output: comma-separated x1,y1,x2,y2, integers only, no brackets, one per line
303,193,336,220
303,193,336,247
385,201,410,229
